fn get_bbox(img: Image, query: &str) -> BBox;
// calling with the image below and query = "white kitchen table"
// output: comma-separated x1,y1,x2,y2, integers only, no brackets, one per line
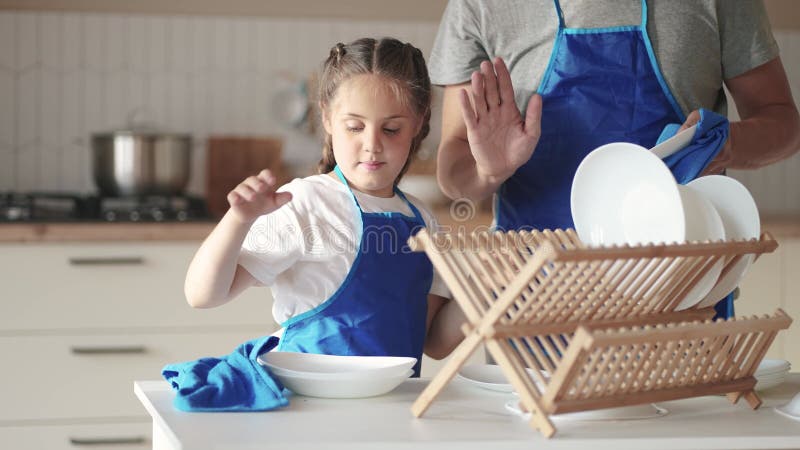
135,374,800,450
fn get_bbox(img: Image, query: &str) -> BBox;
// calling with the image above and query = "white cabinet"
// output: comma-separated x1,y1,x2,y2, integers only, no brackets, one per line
0,240,277,448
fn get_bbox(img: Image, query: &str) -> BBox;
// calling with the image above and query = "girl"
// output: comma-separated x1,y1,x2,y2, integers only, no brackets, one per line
184,37,465,376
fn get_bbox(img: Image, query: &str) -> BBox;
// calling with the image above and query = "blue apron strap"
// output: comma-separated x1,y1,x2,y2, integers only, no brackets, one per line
395,188,425,224
552,0,565,29
640,0,648,29
333,165,364,210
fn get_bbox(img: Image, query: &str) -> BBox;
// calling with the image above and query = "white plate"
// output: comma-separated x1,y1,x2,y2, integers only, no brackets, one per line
755,372,789,391
258,352,416,380
650,124,697,159
505,400,668,421
688,176,760,308
457,364,546,393
571,142,685,247
755,359,791,377
274,369,413,399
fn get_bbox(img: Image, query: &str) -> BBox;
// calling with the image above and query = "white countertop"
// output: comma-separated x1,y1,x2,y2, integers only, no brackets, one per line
135,374,800,450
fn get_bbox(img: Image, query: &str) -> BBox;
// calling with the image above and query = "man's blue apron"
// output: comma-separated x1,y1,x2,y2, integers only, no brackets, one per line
495,0,733,317
277,166,433,376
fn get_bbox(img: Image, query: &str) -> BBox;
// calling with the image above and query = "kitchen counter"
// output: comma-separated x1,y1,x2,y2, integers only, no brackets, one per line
1,214,797,243
0,222,217,242
134,374,800,450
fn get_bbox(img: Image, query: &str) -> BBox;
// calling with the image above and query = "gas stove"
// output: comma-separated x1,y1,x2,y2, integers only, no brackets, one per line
0,192,210,223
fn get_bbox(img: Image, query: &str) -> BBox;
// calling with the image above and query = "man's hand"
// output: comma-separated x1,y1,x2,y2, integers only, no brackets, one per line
458,57,543,181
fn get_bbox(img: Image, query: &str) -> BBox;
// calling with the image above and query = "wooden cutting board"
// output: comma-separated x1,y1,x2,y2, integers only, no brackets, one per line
205,136,287,219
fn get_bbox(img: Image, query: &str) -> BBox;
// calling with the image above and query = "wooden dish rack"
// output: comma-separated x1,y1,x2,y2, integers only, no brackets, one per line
408,228,791,438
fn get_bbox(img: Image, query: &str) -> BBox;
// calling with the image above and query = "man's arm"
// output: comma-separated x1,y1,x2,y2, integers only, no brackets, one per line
693,57,800,174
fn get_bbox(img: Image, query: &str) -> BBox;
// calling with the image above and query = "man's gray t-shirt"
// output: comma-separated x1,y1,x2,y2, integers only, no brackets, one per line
429,0,779,118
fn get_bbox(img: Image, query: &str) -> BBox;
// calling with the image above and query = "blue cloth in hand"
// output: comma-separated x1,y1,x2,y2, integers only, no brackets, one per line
162,335,288,412
656,108,730,184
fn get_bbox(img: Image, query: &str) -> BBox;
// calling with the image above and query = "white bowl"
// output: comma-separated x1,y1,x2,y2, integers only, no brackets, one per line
775,393,800,421
257,352,416,380
571,142,685,247
687,175,760,308
457,363,547,392
274,368,413,398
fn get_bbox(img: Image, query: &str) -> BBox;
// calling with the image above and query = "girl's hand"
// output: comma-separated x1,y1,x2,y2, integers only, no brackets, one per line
458,57,543,181
226,169,292,223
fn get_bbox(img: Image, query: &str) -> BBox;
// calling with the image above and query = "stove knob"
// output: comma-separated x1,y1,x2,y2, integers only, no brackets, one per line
105,211,117,222
129,210,141,222
152,210,164,222
177,211,188,221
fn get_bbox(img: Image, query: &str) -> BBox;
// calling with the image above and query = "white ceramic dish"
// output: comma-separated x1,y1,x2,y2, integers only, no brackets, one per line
274,368,413,398
257,352,416,380
775,393,800,421
755,359,791,377
687,175,761,308
457,364,546,393
505,400,668,421
671,184,726,310
571,142,685,247
755,372,789,391
650,124,697,159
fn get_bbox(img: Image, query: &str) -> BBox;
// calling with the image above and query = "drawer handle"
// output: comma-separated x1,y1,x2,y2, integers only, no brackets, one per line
68,257,144,266
69,436,147,446
71,345,147,355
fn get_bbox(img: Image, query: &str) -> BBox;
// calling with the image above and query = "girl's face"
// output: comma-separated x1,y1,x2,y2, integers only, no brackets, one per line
323,74,420,198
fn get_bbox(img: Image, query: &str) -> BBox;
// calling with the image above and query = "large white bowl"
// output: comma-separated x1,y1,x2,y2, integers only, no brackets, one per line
687,175,760,308
257,352,417,380
274,368,413,399
571,142,685,247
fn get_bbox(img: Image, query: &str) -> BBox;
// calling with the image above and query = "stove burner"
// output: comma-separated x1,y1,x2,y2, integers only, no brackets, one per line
0,192,209,222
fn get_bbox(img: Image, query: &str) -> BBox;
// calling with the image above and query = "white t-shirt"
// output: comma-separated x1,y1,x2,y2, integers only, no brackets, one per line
238,173,450,325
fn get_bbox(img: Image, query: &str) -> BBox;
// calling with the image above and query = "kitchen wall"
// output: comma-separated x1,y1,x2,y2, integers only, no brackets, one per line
0,10,798,214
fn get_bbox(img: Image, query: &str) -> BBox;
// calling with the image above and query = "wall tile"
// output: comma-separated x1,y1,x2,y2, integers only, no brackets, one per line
0,69,14,148
60,14,81,72
60,71,82,145
0,149,15,189
105,15,127,73
16,13,38,72
39,69,60,147
146,17,167,74
82,14,106,71
16,147,39,190
38,145,62,190
0,13,15,70
17,68,39,148
39,13,61,70
126,15,148,74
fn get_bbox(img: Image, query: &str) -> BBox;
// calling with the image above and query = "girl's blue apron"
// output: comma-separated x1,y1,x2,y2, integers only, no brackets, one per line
495,0,733,318
276,166,433,376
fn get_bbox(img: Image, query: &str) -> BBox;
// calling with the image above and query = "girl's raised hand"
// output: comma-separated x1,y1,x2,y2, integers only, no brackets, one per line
227,169,292,223
458,57,542,181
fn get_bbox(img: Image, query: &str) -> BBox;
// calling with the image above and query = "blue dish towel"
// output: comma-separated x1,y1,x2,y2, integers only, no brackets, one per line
162,335,288,412
656,108,730,184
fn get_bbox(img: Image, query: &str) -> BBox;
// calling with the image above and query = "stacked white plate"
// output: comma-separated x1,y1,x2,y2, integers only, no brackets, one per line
754,359,791,391
257,352,416,399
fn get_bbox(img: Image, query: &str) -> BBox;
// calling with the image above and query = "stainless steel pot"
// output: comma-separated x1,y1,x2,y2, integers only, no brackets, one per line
92,130,192,196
